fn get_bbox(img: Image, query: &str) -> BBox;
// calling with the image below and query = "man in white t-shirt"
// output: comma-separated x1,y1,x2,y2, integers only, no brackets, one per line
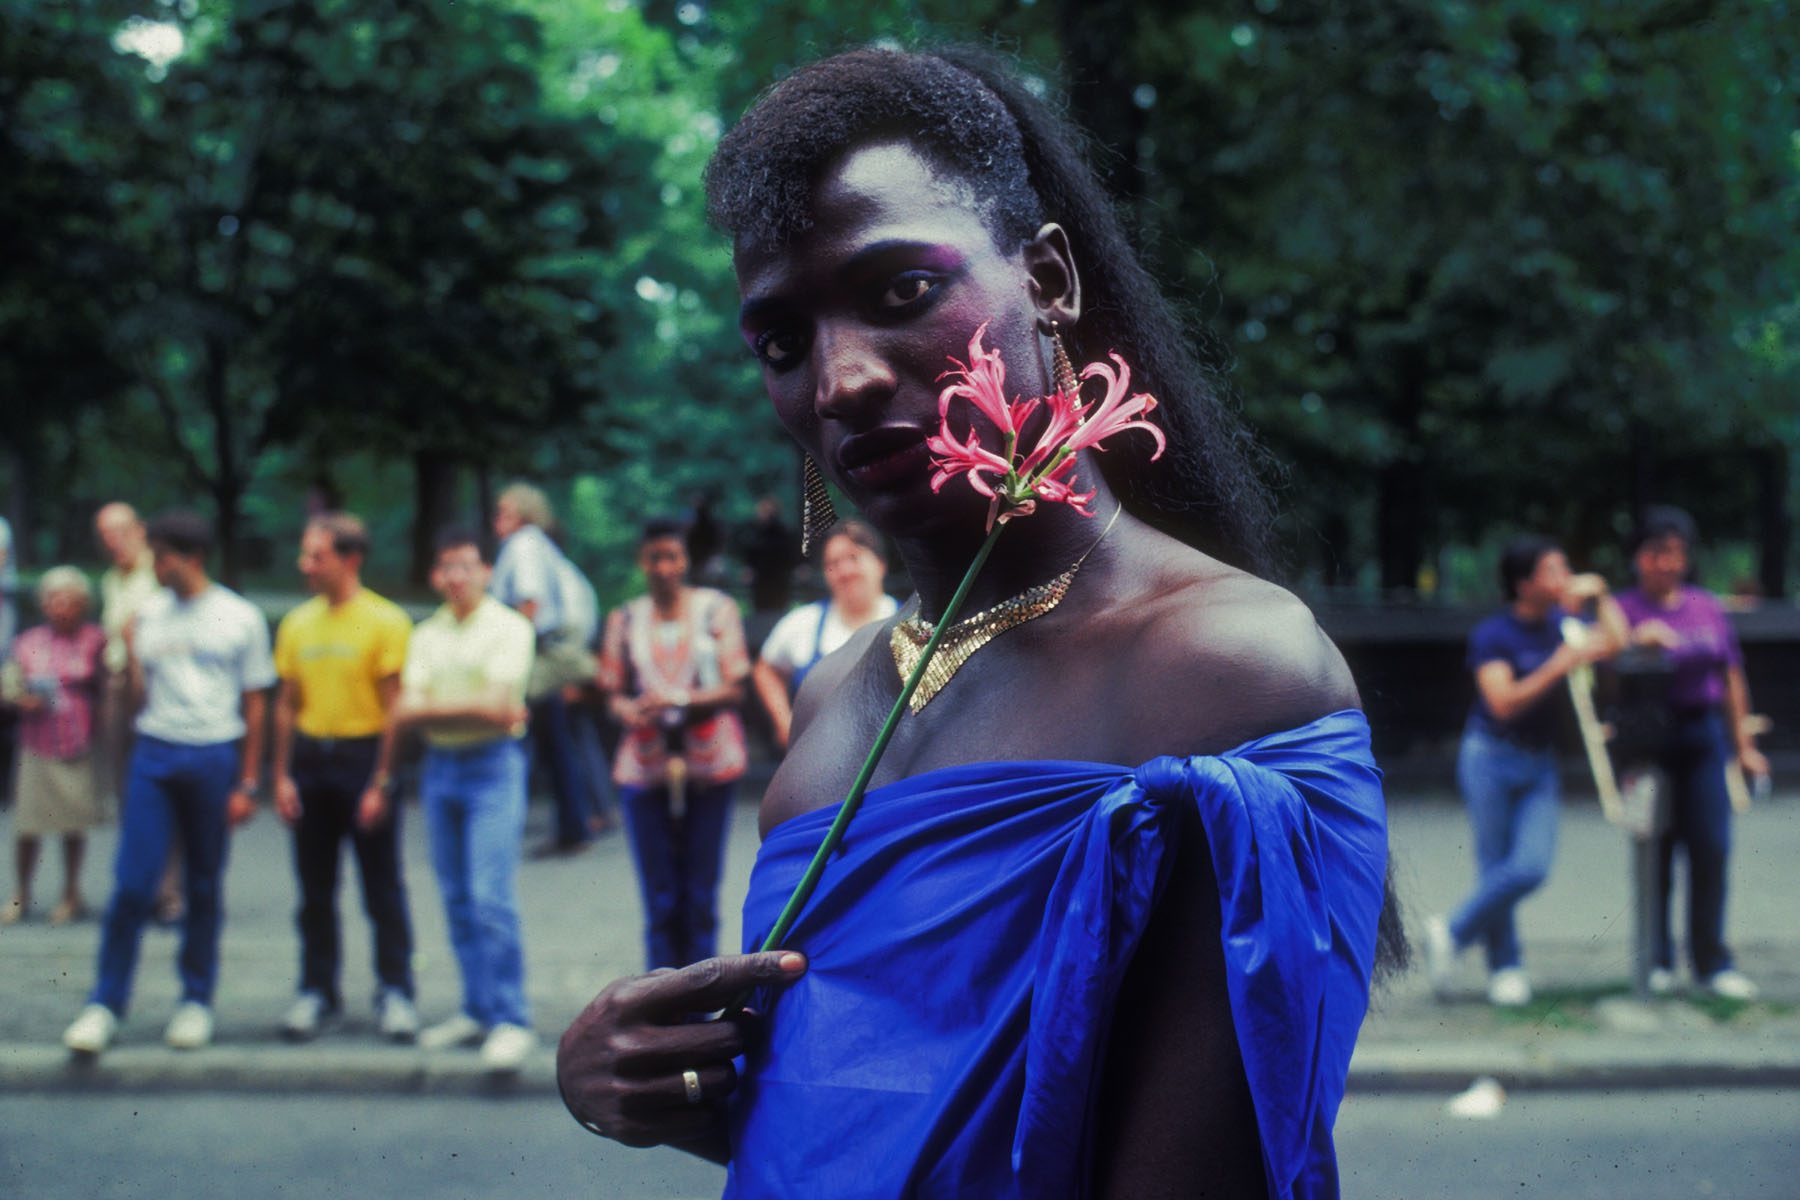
62,511,275,1056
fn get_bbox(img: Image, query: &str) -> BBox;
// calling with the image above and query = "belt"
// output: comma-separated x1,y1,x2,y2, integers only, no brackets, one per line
295,733,381,752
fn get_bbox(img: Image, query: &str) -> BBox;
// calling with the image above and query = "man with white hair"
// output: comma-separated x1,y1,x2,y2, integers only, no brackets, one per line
490,482,612,856
94,502,175,918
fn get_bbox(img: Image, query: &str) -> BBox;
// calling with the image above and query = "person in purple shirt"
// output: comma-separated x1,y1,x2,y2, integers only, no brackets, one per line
1617,506,1768,1001
1426,536,1625,1006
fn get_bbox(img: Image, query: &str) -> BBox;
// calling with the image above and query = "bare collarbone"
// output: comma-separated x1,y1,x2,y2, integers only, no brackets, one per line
762,551,1357,836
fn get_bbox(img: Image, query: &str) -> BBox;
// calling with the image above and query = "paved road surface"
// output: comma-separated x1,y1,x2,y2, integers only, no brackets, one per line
6,1089,1796,1198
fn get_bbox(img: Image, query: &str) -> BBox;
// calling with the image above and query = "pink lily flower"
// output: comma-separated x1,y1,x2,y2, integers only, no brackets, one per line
929,325,1160,527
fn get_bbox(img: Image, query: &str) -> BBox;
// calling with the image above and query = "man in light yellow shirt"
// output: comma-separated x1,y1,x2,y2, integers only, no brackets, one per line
271,513,417,1043
94,502,175,918
394,527,537,1072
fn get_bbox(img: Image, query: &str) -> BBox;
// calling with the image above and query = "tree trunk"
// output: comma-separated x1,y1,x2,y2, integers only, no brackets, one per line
411,450,460,586
1755,444,1790,601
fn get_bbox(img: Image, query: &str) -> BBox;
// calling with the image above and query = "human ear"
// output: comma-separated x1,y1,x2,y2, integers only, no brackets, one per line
1022,223,1082,328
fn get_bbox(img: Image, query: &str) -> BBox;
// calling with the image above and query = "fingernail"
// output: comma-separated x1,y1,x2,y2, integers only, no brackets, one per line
777,952,805,974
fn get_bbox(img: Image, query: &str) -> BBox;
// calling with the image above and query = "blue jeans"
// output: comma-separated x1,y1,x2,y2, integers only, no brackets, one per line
91,736,239,1015
421,739,530,1028
1450,729,1560,971
619,781,735,969
529,693,616,845
1652,711,1736,977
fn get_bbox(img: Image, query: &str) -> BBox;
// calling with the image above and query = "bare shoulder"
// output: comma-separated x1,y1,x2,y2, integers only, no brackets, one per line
788,615,892,741
1116,559,1360,755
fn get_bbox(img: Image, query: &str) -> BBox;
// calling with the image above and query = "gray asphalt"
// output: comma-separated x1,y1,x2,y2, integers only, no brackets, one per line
6,1089,1797,1199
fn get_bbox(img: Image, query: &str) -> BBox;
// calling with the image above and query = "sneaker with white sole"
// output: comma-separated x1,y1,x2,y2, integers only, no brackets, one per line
377,990,420,1043
1487,967,1532,1008
281,991,336,1042
63,1004,119,1054
479,1023,537,1072
164,1002,214,1049
418,1012,485,1050
1647,967,1678,996
1424,913,1459,998
1703,968,1760,1001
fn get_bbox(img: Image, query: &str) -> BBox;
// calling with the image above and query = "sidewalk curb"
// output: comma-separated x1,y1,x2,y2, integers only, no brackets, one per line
6,1039,1799,1097
1349,1039,1800,1092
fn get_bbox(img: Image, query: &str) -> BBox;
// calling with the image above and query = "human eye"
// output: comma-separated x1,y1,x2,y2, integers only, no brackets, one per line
876,271,943,312
754,325,810,371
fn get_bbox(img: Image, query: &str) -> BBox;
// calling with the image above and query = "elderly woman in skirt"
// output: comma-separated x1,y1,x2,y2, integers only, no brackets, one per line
3,567,108,924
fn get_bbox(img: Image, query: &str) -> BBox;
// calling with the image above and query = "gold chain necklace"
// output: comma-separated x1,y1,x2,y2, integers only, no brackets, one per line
889,506,1123,713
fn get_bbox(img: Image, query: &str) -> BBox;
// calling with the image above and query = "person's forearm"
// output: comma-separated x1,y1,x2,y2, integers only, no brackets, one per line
1726,666,1758,755
240,690,268,785
1593,596,1629,656
272,686,296,779
752,662,793,745
405,700,520,731
1485,659,1570,723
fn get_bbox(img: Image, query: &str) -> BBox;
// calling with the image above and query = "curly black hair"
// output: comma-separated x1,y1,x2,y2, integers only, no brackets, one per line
706,45,1278,577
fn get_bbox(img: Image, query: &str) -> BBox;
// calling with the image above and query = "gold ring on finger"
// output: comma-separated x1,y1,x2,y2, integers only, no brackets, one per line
682,1068,703,1105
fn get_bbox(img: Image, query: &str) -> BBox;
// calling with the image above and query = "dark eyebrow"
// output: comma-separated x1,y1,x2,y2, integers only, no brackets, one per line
739,239,967,331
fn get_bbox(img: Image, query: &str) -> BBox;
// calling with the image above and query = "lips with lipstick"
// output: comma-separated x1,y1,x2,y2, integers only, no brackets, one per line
835,426,932,490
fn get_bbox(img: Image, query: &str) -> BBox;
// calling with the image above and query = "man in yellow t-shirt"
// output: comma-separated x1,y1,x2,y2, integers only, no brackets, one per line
271,513,417,1043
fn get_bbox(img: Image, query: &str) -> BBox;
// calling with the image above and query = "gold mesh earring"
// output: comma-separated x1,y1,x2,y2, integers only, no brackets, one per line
1048,320,1080,399
800,455,838,557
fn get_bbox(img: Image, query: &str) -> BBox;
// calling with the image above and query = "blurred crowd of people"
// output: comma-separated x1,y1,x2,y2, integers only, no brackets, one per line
1424,507,1770,1009
0,487,898,1071
0,494,1773,1058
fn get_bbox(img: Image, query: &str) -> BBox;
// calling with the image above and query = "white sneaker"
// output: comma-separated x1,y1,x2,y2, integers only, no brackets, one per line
1704,969,1760,1001
281,992,335,1042
377,990,420,1043
1647,967,1678,996
479,1023,537,1072
1424,914,1458,997
63,1004,118,1054
164,1002,214,1050
1487,967,1533,1008
418,1012,485,1050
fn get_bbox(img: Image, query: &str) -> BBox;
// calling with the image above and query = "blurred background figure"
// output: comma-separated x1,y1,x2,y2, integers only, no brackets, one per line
63,510,274,1056
685,491,726,589
490,482,614,857
94,502,179,921
599,519,749,969
0,514,16,806
397,528,539,1072
1427,536,1625,1006
752,520,898,753
1618,506,1769,1001
270,513,418,1043
738,496,801,619
2,568,108,925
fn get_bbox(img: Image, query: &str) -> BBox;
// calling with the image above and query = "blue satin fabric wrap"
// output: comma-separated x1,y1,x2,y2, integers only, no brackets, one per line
724,710,1387,1200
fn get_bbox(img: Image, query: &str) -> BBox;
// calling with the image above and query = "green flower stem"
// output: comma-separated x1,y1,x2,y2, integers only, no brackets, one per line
757,518,1010,953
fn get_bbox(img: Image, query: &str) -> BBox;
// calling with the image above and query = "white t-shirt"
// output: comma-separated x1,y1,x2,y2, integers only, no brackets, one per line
759,595,900,675
133,584,277,745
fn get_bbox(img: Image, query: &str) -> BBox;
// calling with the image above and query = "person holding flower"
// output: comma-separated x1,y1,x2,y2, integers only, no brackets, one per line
559,47,1399,1200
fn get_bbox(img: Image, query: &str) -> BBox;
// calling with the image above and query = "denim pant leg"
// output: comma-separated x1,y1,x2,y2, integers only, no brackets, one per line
530,694,592,846
620,785,683,969
677,783,735,964
572,708,617,822
463,741,529,1027
92,740,182,1015
1661,713,1735,977
1451,731,1560,971
292,753,353,1005
172,741,238,1006
423,752,481,1022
